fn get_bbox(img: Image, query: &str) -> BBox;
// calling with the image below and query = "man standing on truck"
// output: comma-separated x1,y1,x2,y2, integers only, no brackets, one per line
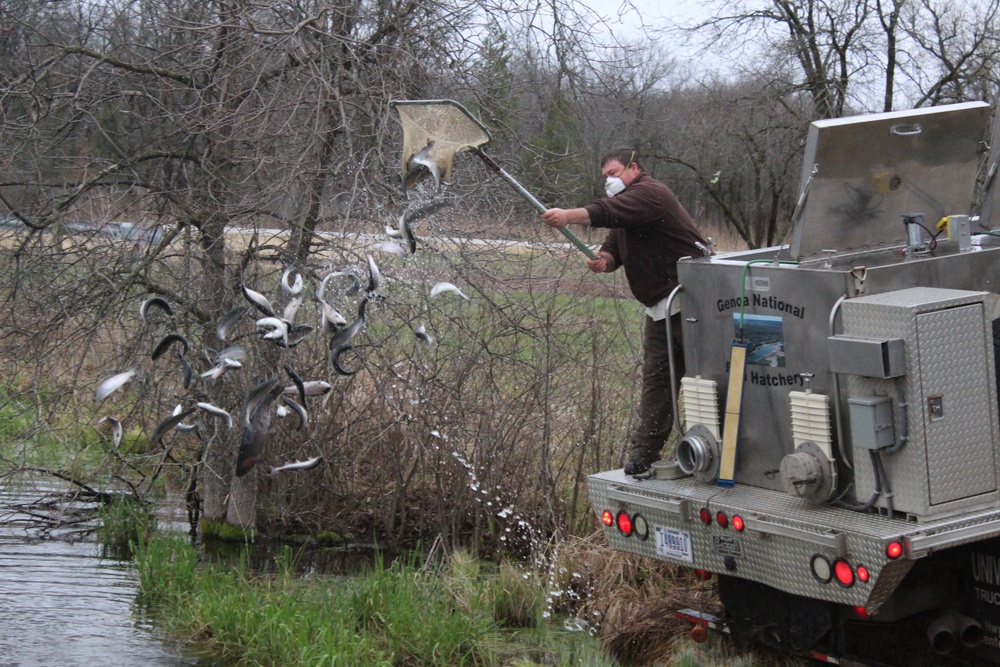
541,148,707,476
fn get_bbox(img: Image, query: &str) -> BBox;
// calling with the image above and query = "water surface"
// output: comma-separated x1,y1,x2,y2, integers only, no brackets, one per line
0,483,208,667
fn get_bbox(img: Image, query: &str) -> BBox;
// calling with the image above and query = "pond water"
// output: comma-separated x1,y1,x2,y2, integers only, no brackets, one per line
0,482,213,667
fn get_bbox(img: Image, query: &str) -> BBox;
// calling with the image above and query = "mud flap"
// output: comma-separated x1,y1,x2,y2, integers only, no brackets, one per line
718,575,833,653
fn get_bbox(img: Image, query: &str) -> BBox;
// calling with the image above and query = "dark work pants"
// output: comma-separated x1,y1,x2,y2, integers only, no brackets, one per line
632,312,685,454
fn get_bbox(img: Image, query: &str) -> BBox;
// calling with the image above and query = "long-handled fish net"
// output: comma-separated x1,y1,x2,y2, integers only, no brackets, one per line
390,99,597,259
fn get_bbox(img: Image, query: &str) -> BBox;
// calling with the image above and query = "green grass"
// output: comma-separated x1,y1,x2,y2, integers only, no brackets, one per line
97,496,157,553
134,536,503,666
132,534,795,666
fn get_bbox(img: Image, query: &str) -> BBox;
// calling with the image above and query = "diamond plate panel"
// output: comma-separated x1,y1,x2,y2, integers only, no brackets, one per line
841,288,998,519
588,470,1000,612
919,306,996,503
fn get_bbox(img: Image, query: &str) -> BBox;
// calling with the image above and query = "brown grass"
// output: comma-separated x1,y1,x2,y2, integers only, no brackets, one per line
548,531,721,665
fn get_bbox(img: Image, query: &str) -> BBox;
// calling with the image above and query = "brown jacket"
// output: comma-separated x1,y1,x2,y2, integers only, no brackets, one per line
585,171,706,307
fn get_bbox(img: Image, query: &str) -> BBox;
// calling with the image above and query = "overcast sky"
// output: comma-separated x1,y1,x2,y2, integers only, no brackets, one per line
580,0,712,36
576,0,730,74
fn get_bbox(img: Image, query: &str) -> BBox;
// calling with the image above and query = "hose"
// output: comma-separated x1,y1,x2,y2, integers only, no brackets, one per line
875,450,894,517
835,450,883,511
883,377,909,454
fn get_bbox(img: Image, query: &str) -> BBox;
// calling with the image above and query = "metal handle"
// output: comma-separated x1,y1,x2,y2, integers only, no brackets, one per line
607,486,692,521
890,123,922,136
743,515,847,556
906,516,1000,557
472,149,597,259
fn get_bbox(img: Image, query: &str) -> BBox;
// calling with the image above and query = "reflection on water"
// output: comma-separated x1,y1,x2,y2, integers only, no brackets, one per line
0,482,208,667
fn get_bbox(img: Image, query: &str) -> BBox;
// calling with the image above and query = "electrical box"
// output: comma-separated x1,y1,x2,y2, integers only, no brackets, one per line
848,396,895,450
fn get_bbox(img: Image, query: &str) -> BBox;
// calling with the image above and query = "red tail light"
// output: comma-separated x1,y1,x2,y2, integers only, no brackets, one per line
715,511,729,528
601,510,614,526
833,559,855,587
699,508,712,524
851,605,870,619
616,511,633,536
694,569,713,580
886,541,903,559
732,515,745,532
856,565,870,583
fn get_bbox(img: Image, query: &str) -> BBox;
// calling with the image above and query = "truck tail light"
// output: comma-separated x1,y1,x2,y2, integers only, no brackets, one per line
852,606,870,619
886,541,903,559
616,511,633,536
811,554,832,583
732,514,745,531
694,569,713,580
833,559,855,587
716,511,729,528
601,510,614,526
699,508,712,524
632,514,649,540
856,565,870,583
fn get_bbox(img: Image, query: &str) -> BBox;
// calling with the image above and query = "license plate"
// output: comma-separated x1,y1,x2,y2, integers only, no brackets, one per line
654,526,693,563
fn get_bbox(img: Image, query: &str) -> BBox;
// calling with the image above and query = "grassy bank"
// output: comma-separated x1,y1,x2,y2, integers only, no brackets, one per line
132,532,808,667
133,534,614,666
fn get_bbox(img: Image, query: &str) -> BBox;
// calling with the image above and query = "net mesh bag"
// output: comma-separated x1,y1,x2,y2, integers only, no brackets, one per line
392,100,491,185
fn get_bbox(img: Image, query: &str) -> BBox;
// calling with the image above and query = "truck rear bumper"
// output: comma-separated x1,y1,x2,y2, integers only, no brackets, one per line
588,470,1000,612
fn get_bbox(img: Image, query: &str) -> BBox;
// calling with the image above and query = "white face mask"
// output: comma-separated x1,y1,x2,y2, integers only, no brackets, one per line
605,176,626,197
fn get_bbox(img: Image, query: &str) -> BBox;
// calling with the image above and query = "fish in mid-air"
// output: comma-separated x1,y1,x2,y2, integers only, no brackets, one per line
404,142,442,191
429,282,470,301
95,369,138,402
268,455,323,476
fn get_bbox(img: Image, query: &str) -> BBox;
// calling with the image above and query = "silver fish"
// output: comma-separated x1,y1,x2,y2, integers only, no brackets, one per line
242,376,281,427
235,382,282,477
283,380,332,396
388,201,448,253
331,345,359,376
255,316,288,347
177,351,193,389
280,396,308,430
280,267,304,295
328,297,368,375
282,295,304,324
365,254,381,294
196,401,233,429
151,407,196,443
151,332,189,360
429,282,470,301
95,369,138,402
242,284,276,318
319,300,347,335
172,403,198,432
215,345,248,363
318,270,360,301
404,142,442,191
268,455,323,476
284,364,306,407
216,305,250,341
200,357,242,379
96,416,123,449
369,240,407,257
139,296,173,325
414,323,433,346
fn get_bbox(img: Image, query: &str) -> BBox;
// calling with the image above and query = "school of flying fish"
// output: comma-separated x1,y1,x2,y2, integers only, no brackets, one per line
91,160,472,479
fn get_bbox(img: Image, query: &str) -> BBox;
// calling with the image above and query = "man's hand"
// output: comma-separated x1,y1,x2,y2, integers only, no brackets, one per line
587,251,615,273
541,207,589,228
541,208,569,228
